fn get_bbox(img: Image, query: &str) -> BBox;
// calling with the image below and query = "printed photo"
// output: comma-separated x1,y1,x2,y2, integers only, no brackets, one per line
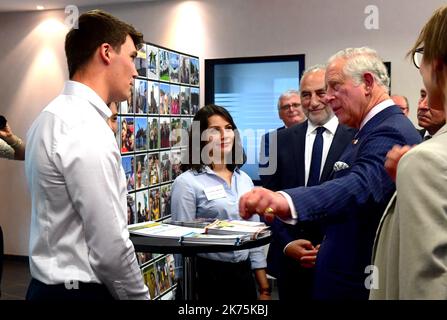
159,49,170,82
160,184,172,218
165,254,176,286
146,44,159,80
190,87,199,115
190,57,199,86
142,263,160,299
170,85,180,115
122,155,135,191
160,117,171,148
160,151,171,183
135,43,147,77
155,257,171,294
159,83,170,115
127,193,136,225
179,55,190,85
136,252,153,267
149,187,161,221
169,51,179,83
135,189,149,222
135,153,149,190
148,81,159,115
180,86,190,115
170,117,182,148
148,117,160,150
148,152,160,186
121,117,135,153
134,79,148,114
135,117,148,151
170,149,183,180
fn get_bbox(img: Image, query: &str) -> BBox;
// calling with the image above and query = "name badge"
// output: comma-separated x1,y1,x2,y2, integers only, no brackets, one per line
204,185,227,200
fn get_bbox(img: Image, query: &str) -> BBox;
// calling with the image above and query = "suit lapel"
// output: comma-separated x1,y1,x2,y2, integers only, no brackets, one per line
292,121,307,186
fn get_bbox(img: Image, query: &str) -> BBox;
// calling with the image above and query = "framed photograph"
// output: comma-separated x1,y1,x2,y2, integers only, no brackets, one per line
160,117,171,149
169,51,180,83
127,193,136,225
180,86,191,115
148,117,160,150
179,55,190,85
170,85,180,115
190,57,199,86
142,263,160,299
159,49,170,81
122,155,135,191
136,252,153,267
135,43,148,77
147,44,159,80
170,117,181,148
190,87,199,115
134,79,148,114
135,189,149,222
135,117,148,152
148,81,159,115
149,187,161,221
160,151,171,183
121,117,135,153
165,254,176,286
170,149,183,180
159,83,170,115
135,153,149,189
160,184,172,218
180,118,191,147
155,257,171,294
148,152,160,186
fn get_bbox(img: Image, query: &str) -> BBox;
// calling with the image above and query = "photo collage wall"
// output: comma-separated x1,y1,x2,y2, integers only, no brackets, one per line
117,42,200,300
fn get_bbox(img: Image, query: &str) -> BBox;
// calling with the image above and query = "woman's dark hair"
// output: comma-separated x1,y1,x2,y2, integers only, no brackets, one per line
182,104,246,172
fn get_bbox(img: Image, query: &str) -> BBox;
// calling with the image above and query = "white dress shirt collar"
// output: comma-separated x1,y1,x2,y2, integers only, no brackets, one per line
307,115,339,135
360,99,394,130
63,80,112,120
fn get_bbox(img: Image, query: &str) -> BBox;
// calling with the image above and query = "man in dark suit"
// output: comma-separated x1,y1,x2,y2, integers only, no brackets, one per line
240,47,422,300
259,90,305,179
416,87,445,139
260,65,355,300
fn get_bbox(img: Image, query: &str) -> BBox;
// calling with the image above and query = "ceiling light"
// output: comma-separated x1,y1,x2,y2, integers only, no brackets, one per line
36,5,45,10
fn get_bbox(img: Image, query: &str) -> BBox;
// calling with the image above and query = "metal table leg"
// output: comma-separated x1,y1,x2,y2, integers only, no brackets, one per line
182,255,195,300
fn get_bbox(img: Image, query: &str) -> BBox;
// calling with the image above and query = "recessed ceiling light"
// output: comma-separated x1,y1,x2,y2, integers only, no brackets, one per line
36,5,45,10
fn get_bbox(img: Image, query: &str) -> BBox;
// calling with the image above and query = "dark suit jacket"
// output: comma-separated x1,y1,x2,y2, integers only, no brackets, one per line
259,120,355,299
283,106,422,300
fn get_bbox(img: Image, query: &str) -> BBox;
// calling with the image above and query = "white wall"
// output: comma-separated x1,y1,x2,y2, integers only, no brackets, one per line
0,0,444,255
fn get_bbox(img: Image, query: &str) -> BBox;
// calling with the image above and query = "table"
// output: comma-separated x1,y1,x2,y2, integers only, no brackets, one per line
130,234,271,300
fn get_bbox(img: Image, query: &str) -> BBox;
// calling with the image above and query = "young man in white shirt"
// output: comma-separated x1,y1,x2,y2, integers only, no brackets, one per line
25,10,149,300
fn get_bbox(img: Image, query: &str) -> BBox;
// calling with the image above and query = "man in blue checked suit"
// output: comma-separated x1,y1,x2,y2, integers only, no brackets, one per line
240,47,422,300
260,65,355,300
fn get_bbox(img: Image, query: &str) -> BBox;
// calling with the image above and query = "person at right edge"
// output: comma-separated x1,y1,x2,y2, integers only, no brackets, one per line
239,47,421,300
371,5,447,300
24,10,149,300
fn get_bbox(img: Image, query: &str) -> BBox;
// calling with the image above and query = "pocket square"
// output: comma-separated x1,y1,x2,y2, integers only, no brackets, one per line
333,161,350,172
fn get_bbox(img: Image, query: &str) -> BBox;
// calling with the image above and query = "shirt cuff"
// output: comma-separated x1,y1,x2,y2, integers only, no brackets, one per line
277,191,298,224
283,241,294,255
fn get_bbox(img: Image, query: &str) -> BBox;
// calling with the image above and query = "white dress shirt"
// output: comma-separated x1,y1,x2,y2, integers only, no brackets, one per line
25,81,149,300
304,116,339,185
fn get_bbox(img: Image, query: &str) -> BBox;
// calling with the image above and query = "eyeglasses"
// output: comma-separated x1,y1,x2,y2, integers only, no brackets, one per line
413,47,424,69
279,103,301,111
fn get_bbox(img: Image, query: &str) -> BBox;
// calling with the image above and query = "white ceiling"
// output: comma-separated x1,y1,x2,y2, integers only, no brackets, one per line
0,0,157,12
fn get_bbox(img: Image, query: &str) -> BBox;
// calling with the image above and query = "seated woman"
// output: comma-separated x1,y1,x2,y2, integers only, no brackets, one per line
170,104,270,301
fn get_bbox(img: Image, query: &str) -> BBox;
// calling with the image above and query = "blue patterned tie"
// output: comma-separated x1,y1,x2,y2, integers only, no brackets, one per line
307,127,325,186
